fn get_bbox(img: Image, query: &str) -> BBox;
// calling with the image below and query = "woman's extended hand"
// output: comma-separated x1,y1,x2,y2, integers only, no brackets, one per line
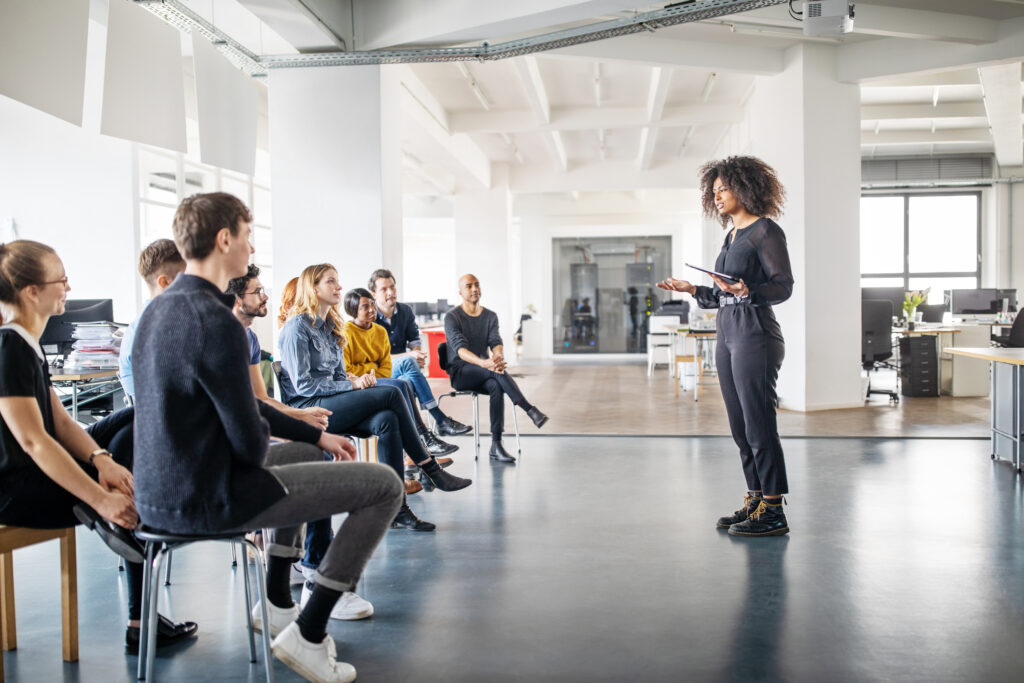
96,490,139,529
711,275,749,297
352,370,377,390
318,432,357,461
657,278,695,294
300,406,331,429
96,458,134,497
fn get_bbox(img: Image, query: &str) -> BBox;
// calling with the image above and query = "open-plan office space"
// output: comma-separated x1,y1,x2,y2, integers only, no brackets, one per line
2,1,1024,681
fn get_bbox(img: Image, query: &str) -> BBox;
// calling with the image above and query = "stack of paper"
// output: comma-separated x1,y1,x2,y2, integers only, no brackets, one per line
65,322,121,369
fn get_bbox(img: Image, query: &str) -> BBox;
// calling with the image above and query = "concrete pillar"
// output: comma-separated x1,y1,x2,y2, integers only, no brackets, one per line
267,65,402,310
748,44,863,411
453,166,516,342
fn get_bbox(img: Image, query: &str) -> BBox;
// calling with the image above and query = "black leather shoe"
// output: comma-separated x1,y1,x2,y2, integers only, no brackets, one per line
436,417,472,436
125,614,199,654
715,493,762,529
728,499,789,537
421,430,459,456
73,504,145,563
419,458,472,491
526,407,549,429
488,441,516,463
391,504,436,532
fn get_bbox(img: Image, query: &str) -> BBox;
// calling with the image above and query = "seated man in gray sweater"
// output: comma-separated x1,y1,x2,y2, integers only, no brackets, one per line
444,274,548,463
132,192,402,683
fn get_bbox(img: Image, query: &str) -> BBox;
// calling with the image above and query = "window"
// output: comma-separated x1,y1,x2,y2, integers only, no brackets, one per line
860,192,980,305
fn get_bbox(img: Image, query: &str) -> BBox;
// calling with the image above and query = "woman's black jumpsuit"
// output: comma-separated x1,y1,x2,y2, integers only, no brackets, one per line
692,218,794,496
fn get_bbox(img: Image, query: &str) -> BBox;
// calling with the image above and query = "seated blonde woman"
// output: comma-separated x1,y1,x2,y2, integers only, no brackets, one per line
343,287,456,458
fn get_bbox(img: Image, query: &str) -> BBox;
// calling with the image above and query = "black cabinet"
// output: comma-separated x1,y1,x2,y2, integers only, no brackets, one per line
899,336,939,397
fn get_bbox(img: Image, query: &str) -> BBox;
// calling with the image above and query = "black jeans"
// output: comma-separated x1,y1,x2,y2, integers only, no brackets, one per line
449,364,526,440
292,384,431,479
716,304,789,496
0,408,146,619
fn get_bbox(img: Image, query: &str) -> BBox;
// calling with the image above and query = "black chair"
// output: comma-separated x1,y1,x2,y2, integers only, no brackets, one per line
862,299,899,403
918,303,946,324
992,314,1024,347
435,342,522,460
135,528,270,682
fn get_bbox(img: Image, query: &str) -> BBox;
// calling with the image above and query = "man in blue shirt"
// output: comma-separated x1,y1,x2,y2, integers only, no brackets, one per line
368,268,470,437
119,239,185,400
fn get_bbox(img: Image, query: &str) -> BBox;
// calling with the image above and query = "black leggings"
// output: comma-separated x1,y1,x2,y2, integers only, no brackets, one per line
449,364,528,439
0,408,145,620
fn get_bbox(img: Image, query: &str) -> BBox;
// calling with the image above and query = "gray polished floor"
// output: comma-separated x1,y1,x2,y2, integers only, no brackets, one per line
4,436,1024,682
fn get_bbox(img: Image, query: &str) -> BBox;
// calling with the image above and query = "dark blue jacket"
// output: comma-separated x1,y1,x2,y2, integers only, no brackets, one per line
132,274,320,533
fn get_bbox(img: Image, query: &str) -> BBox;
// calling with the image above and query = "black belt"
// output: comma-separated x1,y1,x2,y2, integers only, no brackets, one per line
720,296,752,306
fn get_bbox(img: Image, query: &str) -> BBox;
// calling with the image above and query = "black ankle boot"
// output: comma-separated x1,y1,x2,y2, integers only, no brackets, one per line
391,503,436,532
488,441,516,463
419,458,472,492
525,406,549,429
420,429,459,456
728,498,789,537
715,493,762,529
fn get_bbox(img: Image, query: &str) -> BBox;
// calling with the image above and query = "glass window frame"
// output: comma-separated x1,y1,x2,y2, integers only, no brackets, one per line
859,190,981,293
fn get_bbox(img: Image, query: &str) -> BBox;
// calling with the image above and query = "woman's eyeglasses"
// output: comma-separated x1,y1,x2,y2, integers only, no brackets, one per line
38,276,69,289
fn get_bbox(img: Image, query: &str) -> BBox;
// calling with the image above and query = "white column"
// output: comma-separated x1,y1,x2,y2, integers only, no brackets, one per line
454,166,515,342
748,44,863,411
267,65,402,306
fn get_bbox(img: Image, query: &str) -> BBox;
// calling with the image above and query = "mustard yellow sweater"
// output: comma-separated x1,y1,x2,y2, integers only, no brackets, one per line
343,321,392,377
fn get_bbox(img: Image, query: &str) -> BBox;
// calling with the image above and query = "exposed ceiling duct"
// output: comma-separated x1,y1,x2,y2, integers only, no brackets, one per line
136,0,788,75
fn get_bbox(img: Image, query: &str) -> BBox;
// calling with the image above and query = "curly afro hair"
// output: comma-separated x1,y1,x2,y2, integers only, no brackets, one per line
699,156,786,228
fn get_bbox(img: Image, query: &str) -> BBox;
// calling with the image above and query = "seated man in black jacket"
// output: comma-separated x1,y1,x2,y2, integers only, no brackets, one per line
133,192,402,683
445,274,549,464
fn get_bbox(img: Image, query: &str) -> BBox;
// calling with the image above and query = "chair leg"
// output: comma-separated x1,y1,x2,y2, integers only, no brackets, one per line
231,543,238,568
59,528,78,662
472,394,480,461
510,396,522,456
0,551,15,652
144,548,166,682
239,542,257,662
244,540,275,683
137,543,155,680
163,551,172,586
647,347,654,376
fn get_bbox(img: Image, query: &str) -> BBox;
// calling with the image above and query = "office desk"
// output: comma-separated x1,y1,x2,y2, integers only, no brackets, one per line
666,327,717,402
50,369,119,421
947,347,1024,472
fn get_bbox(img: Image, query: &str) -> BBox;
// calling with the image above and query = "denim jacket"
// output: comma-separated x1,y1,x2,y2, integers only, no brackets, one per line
278,313,352,404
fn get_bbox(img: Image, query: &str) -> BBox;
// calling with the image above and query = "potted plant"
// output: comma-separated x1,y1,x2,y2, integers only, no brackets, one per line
903,289,928,323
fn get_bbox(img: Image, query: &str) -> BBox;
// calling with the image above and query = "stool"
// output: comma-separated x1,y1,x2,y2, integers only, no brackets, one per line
134,528,271,682
0,526,77,681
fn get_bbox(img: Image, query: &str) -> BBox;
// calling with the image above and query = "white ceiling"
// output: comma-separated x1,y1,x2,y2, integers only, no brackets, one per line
171,1,1024,194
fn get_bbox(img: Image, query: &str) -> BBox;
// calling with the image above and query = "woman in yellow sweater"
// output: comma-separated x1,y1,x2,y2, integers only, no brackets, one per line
344,288,457,456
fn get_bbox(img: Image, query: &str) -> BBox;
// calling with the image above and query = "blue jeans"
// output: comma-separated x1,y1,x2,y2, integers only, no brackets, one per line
391,356,438,410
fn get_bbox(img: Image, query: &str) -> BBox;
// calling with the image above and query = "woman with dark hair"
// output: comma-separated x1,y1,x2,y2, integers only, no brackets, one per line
658,156,794,537
342,287,457,457
0,240,197,653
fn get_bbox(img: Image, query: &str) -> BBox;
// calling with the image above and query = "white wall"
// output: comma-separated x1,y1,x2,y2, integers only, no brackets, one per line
403,216,457,301
0,6,138,323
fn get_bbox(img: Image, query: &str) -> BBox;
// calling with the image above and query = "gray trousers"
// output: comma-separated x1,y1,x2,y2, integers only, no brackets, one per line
237,442,403,593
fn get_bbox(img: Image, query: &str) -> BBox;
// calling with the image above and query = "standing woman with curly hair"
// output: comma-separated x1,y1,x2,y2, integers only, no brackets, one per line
658,156,794,536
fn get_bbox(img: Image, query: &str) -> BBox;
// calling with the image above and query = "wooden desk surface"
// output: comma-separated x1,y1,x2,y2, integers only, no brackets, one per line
51,369,118,382
946,347,1024,366
899,328,960,336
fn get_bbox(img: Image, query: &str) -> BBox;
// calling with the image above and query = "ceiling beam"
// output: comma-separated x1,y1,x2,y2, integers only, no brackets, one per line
449,104,742,134
394,65,491,189
513,56,568,172
978,62,1024,166
553,35,784,75
860,128,992,146
238,0,348,52
852,4,998,45
838,19,1024,82
860,102,990,120
509,158,704,193
637,66,672,171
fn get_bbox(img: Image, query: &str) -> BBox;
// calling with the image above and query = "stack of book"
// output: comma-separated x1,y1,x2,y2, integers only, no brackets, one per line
64,322,121,369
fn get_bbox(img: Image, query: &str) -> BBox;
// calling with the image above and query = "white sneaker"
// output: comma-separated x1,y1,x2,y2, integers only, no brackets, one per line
272,621,356,683
290,563,312,585
300,583,374,621
251,600,299,637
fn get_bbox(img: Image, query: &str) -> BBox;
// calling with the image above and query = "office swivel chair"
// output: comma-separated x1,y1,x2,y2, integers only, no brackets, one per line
992,314,1024,348
862,299,899,403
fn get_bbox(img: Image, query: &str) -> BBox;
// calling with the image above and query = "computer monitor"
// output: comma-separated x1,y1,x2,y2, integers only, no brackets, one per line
948,289,1000,316
411,301,431,317
996,288,1017,313
436,299,449,314
40,299,115,357
862,287,906,322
